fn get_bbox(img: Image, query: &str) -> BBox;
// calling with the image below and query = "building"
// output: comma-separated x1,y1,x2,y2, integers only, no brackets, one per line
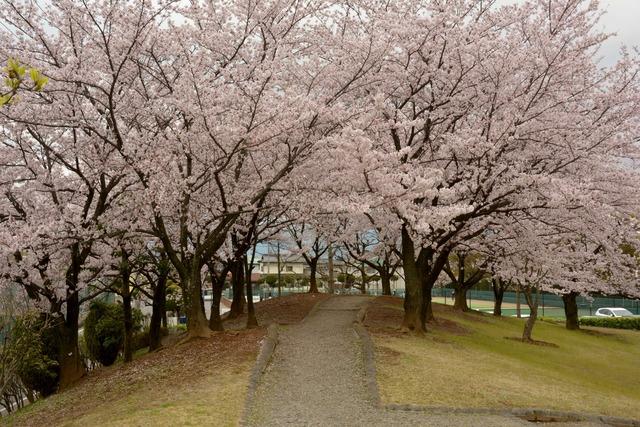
257,254,406,293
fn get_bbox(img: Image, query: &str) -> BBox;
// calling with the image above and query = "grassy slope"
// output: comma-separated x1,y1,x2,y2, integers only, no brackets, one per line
7,293,331,427
7,329,262,427
367,297,640,419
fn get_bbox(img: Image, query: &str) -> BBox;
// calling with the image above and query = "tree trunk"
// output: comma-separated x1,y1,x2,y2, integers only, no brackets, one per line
228,260,245,319
183,261,211,339
122,290,133,363
149,273,167,351
57,292,84,390
562,291,580,330
308,262,319,293
453,285,470,311
492,279,505,317
245,256,258,329
208,266,225,331
423,249,450,323
522,286,539,342
400,227,425,332
359,263,367,294
380,273,392,296
424,290,434,322
516,283,521,318
327,244,335,294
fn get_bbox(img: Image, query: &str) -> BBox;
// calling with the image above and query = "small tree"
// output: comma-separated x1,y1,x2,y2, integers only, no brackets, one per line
83,302,142,366
9,312,60,397
263,275,278,288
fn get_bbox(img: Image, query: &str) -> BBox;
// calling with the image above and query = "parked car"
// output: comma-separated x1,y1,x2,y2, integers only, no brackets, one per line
594,307,635,318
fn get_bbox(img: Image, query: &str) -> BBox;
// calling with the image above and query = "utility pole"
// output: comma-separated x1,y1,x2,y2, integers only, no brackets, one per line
277,241,282,297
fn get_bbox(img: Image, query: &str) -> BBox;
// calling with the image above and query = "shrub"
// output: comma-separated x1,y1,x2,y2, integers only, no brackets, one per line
263,274,278,287
84,302,124,366
132,329,149,352
9,312,60,397
83,302,144,366
579,316,640,330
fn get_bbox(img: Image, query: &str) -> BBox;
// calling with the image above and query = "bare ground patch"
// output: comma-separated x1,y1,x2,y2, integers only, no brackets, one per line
363,296,471,336
224,293,331,329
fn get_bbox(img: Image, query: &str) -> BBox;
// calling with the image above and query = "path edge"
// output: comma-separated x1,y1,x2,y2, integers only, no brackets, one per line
354,303,382,408
384,404,640,426
241,295,330,425
241,323,279,426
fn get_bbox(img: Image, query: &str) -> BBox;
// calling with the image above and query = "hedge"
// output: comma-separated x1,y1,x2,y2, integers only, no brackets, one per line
579,316,640,330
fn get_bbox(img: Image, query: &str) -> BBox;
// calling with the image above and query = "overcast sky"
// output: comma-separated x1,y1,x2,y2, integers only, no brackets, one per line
597,0,640,64
496,0,640,65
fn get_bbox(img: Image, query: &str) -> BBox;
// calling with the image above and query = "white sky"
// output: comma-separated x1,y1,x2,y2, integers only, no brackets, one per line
597,0,640,64
496,0,640,65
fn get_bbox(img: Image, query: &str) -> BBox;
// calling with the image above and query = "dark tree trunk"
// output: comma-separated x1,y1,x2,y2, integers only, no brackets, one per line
119,248,134,362
149,273,167,351
228,259,245,319
207,263,225,331
122,291,133,363
423,289,434,322
522,286,539,341
380,272,392,296
423,249,451,322
245,256,258,329
209,282,224,331
308,262,319,293
400,227,425,332
359,264,367,294
183,260,211,339
57,291,84,390
453,285,470,311
562,291,580,330
492,278,505,317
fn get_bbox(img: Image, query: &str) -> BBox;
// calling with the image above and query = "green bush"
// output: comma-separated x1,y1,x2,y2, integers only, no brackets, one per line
84,302,123,366
83,302,143,366
263,274,278,287
9,312,60,397
579,316,640,330
132,329,149,351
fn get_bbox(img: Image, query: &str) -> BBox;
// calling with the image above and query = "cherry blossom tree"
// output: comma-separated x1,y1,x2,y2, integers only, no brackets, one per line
322,0,640,332
0,0,175,386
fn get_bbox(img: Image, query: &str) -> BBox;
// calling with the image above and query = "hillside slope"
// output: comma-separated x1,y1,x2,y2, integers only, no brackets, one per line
365,296,640,420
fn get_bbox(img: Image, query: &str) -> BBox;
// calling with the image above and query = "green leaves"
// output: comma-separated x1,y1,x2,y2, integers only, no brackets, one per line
29,67,49,91
1,58,48,107
580,316,640,330
0,93,11,107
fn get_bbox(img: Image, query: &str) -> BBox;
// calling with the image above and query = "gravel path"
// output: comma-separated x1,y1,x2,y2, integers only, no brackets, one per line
245,296,604,427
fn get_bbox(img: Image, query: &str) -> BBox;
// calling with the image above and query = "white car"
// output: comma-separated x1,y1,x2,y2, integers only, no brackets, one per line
594,307,635,318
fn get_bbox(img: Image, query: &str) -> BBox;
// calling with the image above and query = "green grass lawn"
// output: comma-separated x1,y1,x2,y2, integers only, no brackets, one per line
371,300,640,419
